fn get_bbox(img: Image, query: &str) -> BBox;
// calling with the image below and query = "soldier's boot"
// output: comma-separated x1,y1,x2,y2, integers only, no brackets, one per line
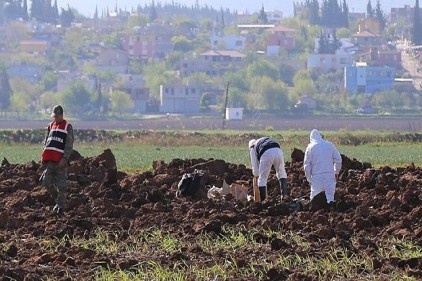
279,178,288,201
53,204,62,214
54,185,66,214
259,186,267,202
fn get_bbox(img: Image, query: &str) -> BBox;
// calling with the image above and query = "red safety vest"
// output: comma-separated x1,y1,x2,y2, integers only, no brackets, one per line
41,120,69,163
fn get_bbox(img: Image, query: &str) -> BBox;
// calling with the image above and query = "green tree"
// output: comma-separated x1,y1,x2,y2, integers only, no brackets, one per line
246,60,279,81
127,14,149,28
10,78,42,103
110,90,134,115
39,91,59,111
57,82,92,115
291,69,316,100
10,91,32,114
129,60,143,75
40,71,58,91
171,35,193,52
336,27,351,38
246,76,288,112
225,87,247,109
144,61,173,100
0,67,12,110
372,90,404,109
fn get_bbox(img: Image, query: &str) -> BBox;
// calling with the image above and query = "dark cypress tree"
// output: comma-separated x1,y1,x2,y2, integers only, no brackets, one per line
367,0,374,18
330,31,341,53
321,0,342,28
0,67,12,110
375,1,386,31
3,0,24,19
150,0,157,21
342,0,349,28
320,0,329,26
318,31,328,54
94,5,98,20
258,4,268,24
413,0,422,46
60,5,74,27
306,0,320,25
53,0,59,22
23,0,29,20
30,0,42,20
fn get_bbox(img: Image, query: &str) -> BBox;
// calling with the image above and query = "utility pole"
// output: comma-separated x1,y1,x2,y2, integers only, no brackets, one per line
222,82,230,129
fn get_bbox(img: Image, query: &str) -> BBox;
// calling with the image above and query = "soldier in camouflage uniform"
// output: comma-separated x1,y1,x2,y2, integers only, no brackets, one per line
41,105,74,214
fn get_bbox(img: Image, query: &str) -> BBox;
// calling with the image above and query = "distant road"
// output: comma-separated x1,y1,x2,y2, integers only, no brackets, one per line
0,116,420,132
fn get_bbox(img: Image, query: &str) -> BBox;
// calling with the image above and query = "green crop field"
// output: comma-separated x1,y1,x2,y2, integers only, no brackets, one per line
0,135,420,173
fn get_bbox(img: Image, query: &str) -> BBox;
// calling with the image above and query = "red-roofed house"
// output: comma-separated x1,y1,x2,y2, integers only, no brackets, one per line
352,30,382,47
266,25,296,56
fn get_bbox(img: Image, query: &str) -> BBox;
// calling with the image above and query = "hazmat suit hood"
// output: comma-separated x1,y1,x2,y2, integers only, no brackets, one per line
310,129,323,143
249,139,256,148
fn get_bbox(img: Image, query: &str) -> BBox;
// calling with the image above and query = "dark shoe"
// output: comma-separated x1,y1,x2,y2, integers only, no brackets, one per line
53,204,63,214
259,186,267,202
279,178,288,200
325,201,336,212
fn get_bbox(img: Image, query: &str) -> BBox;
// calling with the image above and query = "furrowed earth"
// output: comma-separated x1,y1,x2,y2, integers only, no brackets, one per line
0,136,421,280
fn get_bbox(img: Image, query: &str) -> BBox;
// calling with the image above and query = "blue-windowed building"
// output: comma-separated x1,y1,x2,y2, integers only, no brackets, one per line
344,62,395,94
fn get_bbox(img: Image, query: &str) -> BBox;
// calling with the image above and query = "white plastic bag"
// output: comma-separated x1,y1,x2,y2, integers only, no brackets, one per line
207,185,223,199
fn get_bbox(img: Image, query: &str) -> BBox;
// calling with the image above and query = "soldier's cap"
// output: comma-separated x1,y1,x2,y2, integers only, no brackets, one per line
51,105,63,117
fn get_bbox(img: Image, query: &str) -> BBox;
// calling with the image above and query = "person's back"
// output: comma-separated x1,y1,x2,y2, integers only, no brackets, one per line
305,130,340,177
304,129,341,205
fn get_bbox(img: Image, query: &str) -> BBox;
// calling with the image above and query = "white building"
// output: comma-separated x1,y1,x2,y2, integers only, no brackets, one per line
160,82,201,113
225,108,243,120
307,38,356,72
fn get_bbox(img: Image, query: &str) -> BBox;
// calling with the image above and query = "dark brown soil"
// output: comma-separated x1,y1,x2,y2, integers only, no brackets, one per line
0,148,421,280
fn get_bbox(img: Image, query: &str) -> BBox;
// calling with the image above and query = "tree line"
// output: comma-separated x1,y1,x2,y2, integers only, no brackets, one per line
0,0,74,26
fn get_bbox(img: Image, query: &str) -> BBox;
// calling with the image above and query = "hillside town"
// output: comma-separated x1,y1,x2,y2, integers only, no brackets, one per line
0,0,421,118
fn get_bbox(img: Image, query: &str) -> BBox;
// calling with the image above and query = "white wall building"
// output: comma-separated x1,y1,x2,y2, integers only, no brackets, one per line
225,108,243,120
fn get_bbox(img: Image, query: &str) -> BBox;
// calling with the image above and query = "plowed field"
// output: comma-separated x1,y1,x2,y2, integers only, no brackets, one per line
0,146,421,280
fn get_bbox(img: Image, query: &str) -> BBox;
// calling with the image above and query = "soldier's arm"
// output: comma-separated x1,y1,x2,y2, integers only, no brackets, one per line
62,124,74,161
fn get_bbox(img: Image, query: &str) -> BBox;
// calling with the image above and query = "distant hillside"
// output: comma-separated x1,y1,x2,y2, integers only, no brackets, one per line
67,0,414,18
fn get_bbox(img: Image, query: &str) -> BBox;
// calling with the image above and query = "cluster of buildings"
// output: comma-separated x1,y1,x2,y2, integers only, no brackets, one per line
0,4,417,114
306,16,402,95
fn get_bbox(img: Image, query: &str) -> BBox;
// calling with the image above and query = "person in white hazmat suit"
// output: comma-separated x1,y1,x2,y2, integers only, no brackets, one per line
249,137,288,201
304,129,342,209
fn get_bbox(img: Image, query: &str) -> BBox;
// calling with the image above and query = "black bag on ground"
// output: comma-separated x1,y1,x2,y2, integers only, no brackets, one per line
176,170,203,197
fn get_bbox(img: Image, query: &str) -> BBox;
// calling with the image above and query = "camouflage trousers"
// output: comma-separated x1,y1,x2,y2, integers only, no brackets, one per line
42,161,68,208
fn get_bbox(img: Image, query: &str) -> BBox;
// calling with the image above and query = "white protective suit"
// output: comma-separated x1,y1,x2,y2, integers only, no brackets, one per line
304,129,342,203
249,137,287,187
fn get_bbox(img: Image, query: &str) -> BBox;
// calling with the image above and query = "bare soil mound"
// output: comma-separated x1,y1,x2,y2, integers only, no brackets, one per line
0,149,421,280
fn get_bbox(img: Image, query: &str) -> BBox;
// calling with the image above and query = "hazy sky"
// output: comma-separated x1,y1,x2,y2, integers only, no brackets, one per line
57,0,415,18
